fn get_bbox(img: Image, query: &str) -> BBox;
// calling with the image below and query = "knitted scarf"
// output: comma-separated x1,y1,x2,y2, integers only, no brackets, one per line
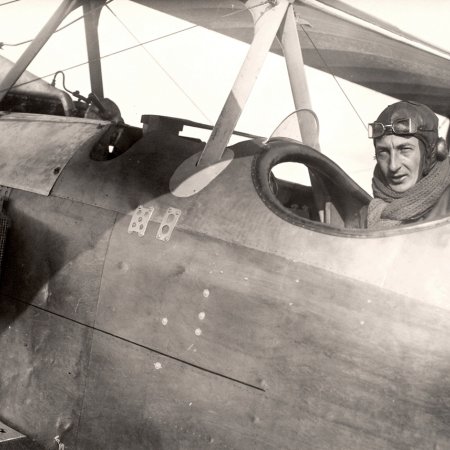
367,158,450,229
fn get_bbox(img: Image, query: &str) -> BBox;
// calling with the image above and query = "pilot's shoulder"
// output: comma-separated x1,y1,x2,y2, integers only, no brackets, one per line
422,183,450,222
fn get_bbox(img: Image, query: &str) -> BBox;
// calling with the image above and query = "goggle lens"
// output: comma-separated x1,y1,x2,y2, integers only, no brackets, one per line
368,118,415,138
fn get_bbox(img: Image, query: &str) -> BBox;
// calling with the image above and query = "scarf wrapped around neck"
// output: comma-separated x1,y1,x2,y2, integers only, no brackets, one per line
367,158,450,229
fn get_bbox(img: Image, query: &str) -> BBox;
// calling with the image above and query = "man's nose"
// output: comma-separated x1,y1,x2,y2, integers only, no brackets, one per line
388,150,401,172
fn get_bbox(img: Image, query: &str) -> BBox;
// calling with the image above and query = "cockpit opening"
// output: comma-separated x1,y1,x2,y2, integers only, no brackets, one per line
252,110,372,233
270,162,318,221
253,138,371,231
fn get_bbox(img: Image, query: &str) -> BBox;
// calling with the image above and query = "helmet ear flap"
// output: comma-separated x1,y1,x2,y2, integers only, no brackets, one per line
435,137,448,161
422,137,447,176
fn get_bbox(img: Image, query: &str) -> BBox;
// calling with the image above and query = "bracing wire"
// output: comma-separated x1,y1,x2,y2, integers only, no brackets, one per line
105,3,213,124
0,0,114,48
0,1,272,97
299,24,368,132
0,25,199,95
222,0,273,19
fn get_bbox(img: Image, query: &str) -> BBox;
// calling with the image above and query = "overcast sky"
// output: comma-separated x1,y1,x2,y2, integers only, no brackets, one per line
1,0,449,192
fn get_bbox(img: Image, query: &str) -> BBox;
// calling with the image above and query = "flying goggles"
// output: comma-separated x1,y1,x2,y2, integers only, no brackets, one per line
368,118,436,139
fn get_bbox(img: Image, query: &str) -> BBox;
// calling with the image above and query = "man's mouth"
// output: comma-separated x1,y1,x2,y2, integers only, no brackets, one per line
389,174,408,184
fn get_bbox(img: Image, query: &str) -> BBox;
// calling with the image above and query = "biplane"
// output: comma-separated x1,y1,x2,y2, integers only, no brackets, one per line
0,1,450,449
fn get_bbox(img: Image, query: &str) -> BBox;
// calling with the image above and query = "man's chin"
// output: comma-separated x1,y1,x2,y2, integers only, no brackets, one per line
388,179,413,193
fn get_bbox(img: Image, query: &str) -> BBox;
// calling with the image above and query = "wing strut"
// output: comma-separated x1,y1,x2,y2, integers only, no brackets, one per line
196,0,320,164
83,0,106,99
277,1,333,223
276,3,317,148
0,0,80,103
196,0,291,167
197,0,333,222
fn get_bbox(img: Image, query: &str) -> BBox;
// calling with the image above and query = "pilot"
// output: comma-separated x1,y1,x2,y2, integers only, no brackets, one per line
365,100,450,228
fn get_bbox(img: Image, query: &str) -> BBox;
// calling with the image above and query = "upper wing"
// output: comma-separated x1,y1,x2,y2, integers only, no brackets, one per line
131,0,450,117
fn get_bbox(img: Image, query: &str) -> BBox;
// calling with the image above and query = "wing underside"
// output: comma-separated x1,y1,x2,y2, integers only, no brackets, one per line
131,0,450,117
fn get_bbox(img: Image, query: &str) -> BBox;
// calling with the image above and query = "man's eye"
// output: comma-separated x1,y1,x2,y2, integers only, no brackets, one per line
400,147,413,154
376,150,389,158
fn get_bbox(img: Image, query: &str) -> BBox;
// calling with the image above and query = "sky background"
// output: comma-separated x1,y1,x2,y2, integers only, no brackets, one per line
0,0,449,193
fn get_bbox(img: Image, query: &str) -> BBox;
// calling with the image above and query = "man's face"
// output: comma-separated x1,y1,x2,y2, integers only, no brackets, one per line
375,134,422,193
